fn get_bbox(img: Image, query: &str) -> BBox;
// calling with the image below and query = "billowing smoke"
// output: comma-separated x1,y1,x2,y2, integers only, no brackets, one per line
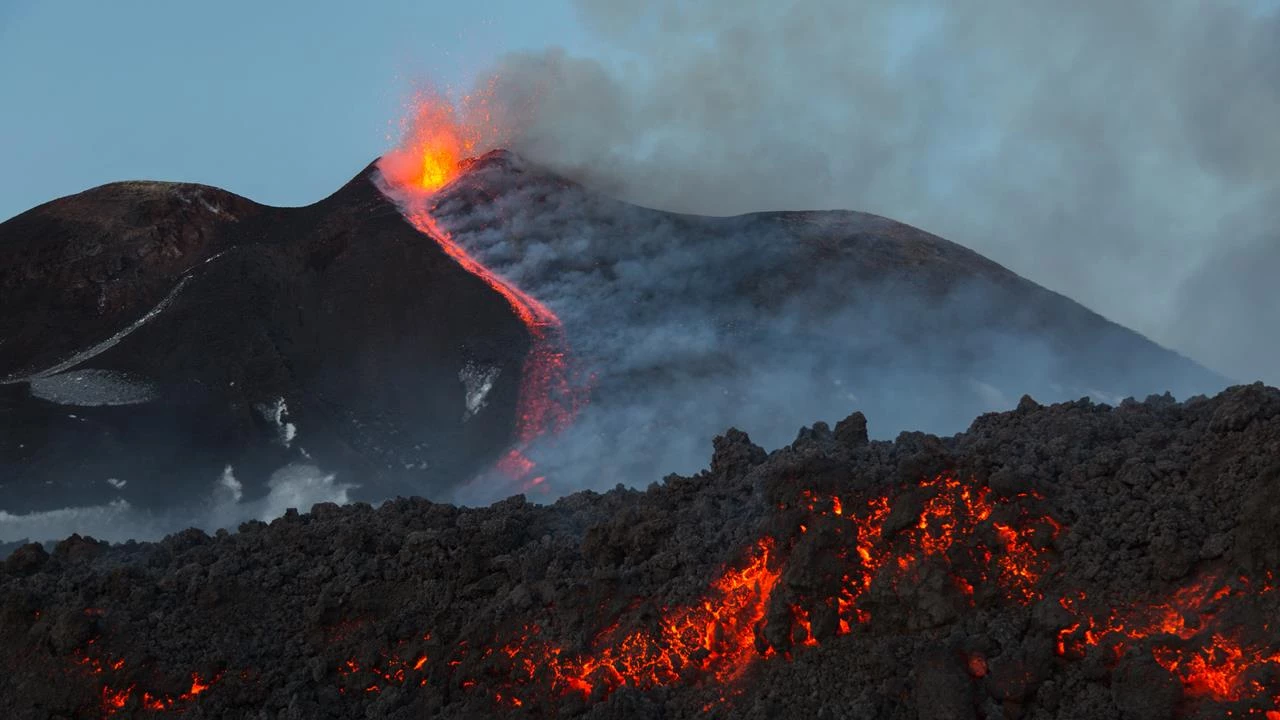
386,153,1219,505
0,463,354,547
462,0,1280,385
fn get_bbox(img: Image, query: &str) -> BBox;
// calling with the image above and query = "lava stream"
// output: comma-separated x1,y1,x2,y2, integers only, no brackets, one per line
404,209,582,488
382,93,585,489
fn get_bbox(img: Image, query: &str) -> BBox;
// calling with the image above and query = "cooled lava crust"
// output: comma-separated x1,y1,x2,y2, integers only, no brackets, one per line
4,383,1280,718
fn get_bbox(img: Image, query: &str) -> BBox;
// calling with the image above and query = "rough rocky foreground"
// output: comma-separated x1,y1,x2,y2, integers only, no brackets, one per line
3,383,1279,719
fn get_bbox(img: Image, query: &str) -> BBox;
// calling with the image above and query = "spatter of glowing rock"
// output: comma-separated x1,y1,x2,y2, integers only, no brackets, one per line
73,637,216,717
1056,573,1280,713
70,474,1280,716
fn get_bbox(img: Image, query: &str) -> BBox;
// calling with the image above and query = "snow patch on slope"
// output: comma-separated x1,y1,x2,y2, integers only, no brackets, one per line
459,362,501,422
29,369,158,406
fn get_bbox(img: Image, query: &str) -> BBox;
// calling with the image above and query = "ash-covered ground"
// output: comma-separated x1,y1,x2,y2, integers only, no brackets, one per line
3,382,1279,719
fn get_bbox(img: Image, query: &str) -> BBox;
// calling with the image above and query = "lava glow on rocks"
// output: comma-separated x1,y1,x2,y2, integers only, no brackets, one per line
322,474,1069,712
62,474,1280,716
74,641,217,717
497,538,781,700
790,473,1059,638
1057,573,1280,708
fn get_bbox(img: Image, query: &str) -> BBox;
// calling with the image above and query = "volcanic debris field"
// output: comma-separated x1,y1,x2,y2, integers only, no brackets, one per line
4,384,1280,719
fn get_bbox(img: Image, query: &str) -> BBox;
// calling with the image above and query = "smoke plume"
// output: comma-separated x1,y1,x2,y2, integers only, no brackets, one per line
386,153,1220,504
463,0,1280,385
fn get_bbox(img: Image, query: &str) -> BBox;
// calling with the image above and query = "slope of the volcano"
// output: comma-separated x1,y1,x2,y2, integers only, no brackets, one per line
426,151,1228,501
0,165,529,520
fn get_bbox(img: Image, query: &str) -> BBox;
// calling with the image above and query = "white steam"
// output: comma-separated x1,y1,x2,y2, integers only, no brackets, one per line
388,157,1219,506
462,0,1280,385
0,463,355,545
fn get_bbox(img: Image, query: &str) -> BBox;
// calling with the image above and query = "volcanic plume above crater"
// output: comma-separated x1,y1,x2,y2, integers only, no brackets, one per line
0,96,1225,542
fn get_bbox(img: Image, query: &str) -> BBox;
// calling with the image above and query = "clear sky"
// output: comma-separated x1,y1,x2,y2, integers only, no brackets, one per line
0,0,591,219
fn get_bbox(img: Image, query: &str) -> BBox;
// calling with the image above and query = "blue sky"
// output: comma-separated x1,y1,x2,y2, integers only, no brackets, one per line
0,0,594,219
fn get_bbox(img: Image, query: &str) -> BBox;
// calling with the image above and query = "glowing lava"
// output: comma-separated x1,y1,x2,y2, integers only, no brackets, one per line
792,474,1059,636
375,94,588,490
496,538,781,702
1057,573,1280,708
336,474,1060,712
74,640,220,718
380,94,586,490
380,93,482,193
63,472,1280,716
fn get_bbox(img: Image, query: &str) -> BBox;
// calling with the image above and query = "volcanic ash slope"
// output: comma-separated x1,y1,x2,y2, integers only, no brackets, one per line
3,383,1280,718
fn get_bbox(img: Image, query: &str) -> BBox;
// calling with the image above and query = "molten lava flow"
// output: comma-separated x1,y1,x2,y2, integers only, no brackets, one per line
1057,573,1280,708
337,650,432,694
332,540,780,709
794,475,1059,635
47,472,1280,717
493,539,780,702
331,475,1062,712
404,210,584,484
382,94,587,490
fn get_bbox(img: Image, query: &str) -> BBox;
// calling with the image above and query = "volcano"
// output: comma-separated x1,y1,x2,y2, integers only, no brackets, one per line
0,150,1224,531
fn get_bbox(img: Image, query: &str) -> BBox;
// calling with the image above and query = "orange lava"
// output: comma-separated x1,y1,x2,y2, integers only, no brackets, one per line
494,539,780,702
335,540,780,709
338,652,431,693
380,93,481,193
73,634,223,717
381,93,588,490
64,473,1280,717
798,474,1058,632
332,475,1059,712
404,211,585,470
1057,574,1280,707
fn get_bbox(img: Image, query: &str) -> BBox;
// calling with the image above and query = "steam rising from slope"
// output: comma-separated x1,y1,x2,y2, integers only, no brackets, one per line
415,154,1219,504
0,464,353,546
465,0,1280,384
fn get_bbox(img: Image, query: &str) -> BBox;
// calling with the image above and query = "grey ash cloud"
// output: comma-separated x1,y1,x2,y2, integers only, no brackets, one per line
466,0,1280,385
404,152,1222,503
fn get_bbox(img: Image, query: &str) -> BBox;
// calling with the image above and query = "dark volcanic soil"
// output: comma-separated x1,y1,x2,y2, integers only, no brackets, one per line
3,383,1279,719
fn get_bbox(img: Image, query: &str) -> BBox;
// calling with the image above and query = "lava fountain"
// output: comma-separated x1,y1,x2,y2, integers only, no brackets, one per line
378,93,586,493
